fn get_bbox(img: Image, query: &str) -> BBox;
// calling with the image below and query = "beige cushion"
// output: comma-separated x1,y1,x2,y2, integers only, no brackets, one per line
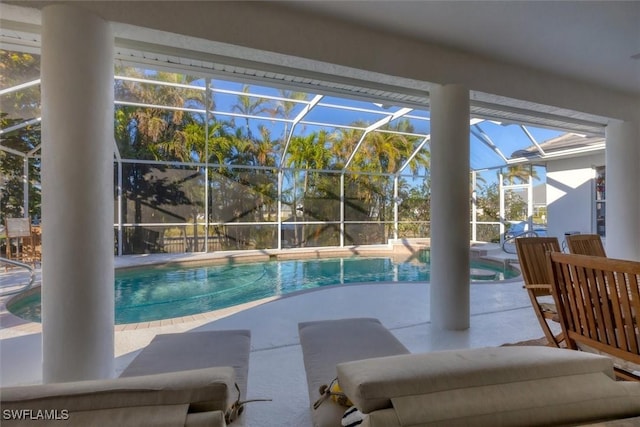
390,373,640,427
298,318,409,427
361,408,401,427
2,404,190,427
2,405,227,427
2,367,235,414
337,346,615,413
121,330,251,398
576,343,640,378
185,411,226,427
580,416,640,426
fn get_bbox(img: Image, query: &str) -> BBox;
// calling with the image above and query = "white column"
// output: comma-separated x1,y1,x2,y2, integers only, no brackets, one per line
429,84,470,330
41,4,114,382
605,120,640,261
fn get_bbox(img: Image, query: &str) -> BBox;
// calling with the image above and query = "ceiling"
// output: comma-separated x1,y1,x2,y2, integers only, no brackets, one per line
284,0,640,96
0,0,630,135
0,0,616,171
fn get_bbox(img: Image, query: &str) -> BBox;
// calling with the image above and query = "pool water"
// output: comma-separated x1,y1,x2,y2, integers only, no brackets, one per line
8,255,519,324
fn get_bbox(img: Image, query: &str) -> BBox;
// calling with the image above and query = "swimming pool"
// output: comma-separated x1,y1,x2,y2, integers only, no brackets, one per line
8,254,519,324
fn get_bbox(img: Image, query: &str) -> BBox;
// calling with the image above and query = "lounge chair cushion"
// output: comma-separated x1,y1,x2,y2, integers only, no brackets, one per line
2,405,226,427
185,411,226,427
337,346,615,413
298,318,409,427
1,329,252,427
1,366,235,415
574,343,640,378
120,329,251,398
337,346,640,426
388,373,640,427
363,408,402,427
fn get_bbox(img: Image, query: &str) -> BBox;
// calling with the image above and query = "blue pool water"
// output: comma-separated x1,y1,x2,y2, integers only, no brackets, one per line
8,255,519,324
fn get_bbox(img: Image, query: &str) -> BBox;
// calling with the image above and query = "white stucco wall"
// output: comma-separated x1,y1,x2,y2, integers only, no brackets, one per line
546,153,604,244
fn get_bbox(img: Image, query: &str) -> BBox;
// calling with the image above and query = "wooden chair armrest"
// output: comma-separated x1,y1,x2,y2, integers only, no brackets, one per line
524,283,552,291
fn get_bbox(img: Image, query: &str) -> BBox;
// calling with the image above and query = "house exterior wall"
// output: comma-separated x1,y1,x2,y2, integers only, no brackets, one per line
546,152,604,245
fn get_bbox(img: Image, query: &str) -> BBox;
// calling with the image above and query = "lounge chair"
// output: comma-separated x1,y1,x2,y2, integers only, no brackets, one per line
298,318,410,427
1,330,252,426
299,317,640,427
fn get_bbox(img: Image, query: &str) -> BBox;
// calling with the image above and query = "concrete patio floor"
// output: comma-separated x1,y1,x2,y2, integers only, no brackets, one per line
0,251,552,426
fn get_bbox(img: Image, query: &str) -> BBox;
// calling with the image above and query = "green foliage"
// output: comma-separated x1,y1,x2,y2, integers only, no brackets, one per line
3,57,435,252
476,182,500,222
503,164,539,185
0,50,42,224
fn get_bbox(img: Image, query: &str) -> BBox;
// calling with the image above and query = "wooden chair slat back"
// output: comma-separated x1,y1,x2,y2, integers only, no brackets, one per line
565,234,606,257
515,237,561,297
547,252,640,375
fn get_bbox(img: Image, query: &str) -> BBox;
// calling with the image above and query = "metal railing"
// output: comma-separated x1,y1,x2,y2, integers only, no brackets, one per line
0,257,36,296
502,230,540,254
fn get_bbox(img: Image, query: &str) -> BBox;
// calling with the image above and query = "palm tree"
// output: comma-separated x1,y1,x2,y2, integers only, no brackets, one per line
252,125,277,222
252,125,275,167
268,90,309,157
331,125,363,170
503,164,539,185
283,131,333,245
228,132,254,165
269,90,309,120
347,121,425,224
114,67,208,253
231,84,271,139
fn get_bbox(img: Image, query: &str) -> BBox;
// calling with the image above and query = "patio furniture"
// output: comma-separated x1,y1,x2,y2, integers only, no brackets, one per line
565,233,607,257
1,329,253,426
4,217,40,265
337,346,640,427
121,330,251,399
299,318,640,427
548,252,640,381
298,318,410,427
515,236,563,347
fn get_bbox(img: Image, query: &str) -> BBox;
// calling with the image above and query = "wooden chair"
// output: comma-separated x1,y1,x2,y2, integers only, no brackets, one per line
515,237,564,347
565,234,606,257
5,217,38,265
547,252,640,381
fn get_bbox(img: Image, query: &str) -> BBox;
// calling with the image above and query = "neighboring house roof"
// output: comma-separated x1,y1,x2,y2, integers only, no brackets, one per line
510,133,605,159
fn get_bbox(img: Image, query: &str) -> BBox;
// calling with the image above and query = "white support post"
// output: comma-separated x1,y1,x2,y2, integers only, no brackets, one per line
499,171,505,244
204,79,211,252
41,4,115,382
528,167,534,228
393,175,399,241
340,173,345,247
471,170,477,242
277,169,283,250
605,120,640,260
429,84,470,331
23,157,29,216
